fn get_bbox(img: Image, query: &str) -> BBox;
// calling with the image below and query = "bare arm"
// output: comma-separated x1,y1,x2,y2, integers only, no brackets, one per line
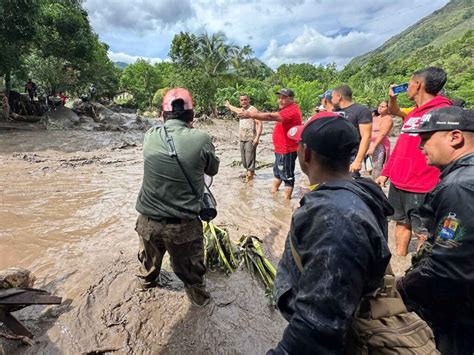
368,116,394,155
350,123,372,173
239,110,283,122
253,119,263,146
224,100,243,114
388,85,406,118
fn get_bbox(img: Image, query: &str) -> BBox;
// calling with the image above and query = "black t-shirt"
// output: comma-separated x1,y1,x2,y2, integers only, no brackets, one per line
336,103,372,138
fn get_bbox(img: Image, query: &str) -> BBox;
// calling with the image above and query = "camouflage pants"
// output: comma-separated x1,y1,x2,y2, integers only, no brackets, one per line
135,214,206,289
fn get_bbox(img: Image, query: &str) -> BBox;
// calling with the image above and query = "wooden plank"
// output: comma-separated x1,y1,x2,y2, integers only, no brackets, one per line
0,289,26,299
0,292,61,306
0,310,33,338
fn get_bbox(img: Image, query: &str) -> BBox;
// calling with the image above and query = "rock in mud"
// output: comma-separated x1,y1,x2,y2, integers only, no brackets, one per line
45,106,80,130
0,268,35,289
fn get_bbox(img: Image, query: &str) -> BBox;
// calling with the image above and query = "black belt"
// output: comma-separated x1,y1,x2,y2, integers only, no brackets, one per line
149,216,183,224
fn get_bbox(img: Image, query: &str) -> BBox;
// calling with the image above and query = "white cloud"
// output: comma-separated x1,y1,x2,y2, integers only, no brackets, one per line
85,0,450,68
108,51,164,65
261,27,383,68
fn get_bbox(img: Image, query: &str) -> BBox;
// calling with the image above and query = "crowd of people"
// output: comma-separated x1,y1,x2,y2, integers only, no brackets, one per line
134,66,473,354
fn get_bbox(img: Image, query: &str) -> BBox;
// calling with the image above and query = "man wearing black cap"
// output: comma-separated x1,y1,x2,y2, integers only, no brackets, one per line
397,107,474,354
135,88,220,307
238,88,302,199
269,112,393,354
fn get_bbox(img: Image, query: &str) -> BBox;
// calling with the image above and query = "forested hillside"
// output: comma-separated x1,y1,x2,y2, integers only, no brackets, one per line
1,0,472,117
350,0,473,66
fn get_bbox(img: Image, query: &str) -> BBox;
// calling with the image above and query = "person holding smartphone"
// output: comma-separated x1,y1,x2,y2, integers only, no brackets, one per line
376,67,452,256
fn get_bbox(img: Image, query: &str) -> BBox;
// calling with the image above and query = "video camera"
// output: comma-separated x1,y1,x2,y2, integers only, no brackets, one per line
200,175,217,222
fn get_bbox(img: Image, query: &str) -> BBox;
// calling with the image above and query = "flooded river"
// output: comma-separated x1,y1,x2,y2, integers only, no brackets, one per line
0,121,303,354
0,120,409,354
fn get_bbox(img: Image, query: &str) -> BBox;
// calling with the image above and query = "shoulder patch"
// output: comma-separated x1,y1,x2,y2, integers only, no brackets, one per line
437,212,463,240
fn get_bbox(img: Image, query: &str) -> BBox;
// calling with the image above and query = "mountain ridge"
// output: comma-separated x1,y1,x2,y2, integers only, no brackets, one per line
349,0,473,67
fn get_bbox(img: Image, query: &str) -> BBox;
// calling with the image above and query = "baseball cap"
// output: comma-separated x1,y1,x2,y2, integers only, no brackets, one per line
318,90,333,101
402,106,474,134
287,112,359,158
162,88,193,112
275,88,294,97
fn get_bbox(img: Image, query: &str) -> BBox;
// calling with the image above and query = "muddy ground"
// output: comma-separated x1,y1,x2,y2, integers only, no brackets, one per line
0,118,411,354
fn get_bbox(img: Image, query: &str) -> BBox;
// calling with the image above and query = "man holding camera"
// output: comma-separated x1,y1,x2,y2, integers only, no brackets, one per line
376,67,452,256
135,88,220,307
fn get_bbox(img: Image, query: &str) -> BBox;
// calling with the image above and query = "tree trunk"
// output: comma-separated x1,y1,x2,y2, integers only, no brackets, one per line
5,71,11,97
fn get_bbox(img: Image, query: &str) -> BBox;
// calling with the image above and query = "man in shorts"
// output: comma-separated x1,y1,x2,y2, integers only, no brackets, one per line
376,67,452,256
225,94,262,181
239,89,302,199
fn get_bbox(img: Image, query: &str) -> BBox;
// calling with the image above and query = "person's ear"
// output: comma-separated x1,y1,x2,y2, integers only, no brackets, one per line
449,130,464,147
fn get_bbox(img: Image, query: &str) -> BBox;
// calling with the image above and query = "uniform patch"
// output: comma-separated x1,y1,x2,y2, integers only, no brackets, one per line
289,127,298,137
438,212,461,240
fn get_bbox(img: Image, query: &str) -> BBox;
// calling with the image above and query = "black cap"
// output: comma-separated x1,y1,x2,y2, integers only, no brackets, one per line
402,106,474,134
301,115,359,158
275,88,294,97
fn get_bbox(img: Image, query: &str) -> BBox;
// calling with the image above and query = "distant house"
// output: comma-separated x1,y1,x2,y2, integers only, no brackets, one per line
113,91,134,102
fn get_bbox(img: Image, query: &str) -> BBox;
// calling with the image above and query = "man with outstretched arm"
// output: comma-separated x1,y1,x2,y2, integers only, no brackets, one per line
225,94,262,182
238,88,302,200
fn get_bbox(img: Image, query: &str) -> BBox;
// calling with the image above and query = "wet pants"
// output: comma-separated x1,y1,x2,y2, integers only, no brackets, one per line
135,214,206,289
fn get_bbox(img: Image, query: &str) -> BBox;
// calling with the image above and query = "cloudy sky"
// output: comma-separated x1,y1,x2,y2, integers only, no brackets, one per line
84,0,449,69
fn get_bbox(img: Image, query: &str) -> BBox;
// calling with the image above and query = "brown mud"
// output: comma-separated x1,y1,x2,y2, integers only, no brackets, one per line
0,120,410,354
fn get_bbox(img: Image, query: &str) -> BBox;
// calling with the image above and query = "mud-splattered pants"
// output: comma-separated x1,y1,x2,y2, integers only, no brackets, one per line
135,214,206,290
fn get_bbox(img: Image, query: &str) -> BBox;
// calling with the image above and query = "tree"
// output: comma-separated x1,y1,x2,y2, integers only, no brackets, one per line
120,59,162,109
0,0,42,92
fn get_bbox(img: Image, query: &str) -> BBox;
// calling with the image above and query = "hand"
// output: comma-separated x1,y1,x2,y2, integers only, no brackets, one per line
349,160,362,173
375,175,388,188
238,110,251,119
252,138,259,146
224,100,230,108
388,84,396,98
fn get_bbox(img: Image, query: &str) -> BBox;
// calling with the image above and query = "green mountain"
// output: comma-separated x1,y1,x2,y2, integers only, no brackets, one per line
114,61,128,69
350,0,473,66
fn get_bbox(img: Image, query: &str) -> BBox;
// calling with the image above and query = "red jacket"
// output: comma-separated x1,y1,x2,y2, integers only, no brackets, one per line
381,96,452,193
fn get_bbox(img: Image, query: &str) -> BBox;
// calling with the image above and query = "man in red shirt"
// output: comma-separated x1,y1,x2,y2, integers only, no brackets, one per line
376,67,452,256
239,88,302,200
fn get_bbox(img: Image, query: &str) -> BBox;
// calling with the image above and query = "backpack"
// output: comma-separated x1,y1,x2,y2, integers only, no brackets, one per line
289,239,438,354
344,273,438,354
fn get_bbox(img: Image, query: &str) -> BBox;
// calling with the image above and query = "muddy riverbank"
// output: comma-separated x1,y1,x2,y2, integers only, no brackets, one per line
0,119,410,354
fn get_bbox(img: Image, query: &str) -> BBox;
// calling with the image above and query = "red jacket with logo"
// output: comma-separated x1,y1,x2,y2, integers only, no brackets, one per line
381,96,452,193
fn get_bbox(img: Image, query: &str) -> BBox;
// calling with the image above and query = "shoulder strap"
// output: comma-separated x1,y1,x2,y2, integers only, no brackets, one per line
162,126,201,201
290,237,303,272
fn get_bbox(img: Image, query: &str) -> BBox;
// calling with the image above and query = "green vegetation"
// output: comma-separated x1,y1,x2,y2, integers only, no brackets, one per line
350,0,474,66
1,0,472,114
0,0,120,98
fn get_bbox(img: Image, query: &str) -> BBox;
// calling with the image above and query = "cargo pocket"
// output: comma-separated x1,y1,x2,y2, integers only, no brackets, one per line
135,215,152,242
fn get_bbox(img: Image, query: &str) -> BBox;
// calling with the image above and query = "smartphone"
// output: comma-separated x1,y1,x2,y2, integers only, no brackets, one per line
392,83,408,95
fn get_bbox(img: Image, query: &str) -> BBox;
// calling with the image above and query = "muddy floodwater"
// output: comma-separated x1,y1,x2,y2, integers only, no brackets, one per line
0,120,409,354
